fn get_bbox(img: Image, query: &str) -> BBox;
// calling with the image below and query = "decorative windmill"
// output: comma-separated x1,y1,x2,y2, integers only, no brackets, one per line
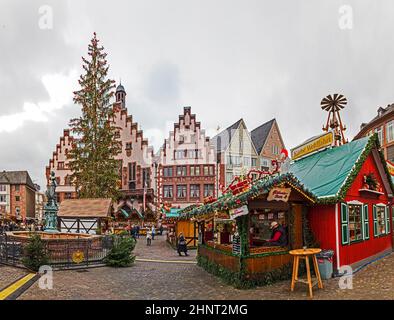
321,94,348,145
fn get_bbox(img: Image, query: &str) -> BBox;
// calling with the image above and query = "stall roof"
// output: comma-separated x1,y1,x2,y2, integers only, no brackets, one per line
179,173,316,219
289,135,393,201
58,198,112,218
179,135,393,220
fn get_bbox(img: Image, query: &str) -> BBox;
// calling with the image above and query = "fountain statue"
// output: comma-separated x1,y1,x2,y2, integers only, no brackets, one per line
44,171,59,233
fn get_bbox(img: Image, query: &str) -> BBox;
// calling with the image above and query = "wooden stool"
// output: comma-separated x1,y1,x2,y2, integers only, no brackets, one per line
289,248,323,298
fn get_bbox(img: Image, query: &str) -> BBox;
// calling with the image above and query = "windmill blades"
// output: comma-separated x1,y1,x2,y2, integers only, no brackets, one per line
321,94,347,112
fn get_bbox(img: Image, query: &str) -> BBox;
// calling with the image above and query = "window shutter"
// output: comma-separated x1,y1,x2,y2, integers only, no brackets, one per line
386,206,391,234
363,204,370,240
373,205,378,237
341,203,349,245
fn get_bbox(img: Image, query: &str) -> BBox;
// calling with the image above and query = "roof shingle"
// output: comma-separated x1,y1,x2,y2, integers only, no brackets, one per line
58,198,112,218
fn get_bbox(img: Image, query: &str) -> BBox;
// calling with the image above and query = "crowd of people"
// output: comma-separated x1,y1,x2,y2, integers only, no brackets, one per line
0,220,44,234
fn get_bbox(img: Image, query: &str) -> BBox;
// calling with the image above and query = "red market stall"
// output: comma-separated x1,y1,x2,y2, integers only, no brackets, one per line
290,134,393,272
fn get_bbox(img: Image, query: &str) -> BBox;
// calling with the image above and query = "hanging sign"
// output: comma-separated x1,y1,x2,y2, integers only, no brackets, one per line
291,131,334,160
229,205,249,220
232,234,241,255
267,187,291,202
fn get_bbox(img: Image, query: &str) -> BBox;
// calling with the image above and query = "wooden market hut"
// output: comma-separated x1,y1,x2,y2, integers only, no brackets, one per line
290,135,393,272
164,208,199,248
58,198,112,234
179,173,317,287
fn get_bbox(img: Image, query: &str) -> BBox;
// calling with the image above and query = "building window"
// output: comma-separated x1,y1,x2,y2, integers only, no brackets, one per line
163,186,173,198
177,166,187,176
0,185,6,192
58,162,65,170
204,184,214,197
272,145,280,155
128,163,136,181
190,184,200,198
204,165,214,176
174,150,186,160
15,196,20,202
142,168,151,188
190,166,200,176
251,158,257,167
226,155,241,167
373,205,388,236
261,158,270,171
348,204,363,243
0,195,6,203
386,121,394,143
125,142,133,150
243,157,251,167
387,145,394,162
179,135,185,144
177,185,187,198
163,167,173,177
15,185,20,192
114,131,121,139
15,206,20,217
375,127,383,145
226,173,234,185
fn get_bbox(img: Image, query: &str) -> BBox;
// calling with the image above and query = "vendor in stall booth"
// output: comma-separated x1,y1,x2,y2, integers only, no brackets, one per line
265,221,288,247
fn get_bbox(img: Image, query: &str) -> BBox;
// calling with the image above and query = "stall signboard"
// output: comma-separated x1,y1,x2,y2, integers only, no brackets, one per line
387,160,394,176
229,205,249,220
291,131,334,160
267,187,291,202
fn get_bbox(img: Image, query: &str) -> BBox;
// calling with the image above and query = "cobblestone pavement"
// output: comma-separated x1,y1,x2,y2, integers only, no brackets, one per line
15,235,394,300
133,233,196,262
0,265,28,290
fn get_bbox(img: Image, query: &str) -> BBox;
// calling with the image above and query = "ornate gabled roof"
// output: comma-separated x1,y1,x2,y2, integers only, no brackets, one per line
250,119,276,154
211,119,243,153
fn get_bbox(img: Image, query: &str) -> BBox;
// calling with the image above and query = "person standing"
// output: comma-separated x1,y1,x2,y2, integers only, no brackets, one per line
146,230,152,246
136,224,140,239
177,232,188,256
151,225,156,240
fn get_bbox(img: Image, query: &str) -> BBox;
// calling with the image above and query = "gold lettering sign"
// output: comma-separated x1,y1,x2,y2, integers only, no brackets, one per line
291,131,334,160
267,187,291,202
387,161,394,176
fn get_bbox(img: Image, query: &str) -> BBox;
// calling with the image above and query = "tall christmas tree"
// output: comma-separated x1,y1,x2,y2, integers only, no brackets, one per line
68,33,121,200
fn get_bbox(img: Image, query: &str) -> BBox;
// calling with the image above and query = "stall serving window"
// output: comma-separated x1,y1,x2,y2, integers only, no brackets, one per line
249,209,288,247
340,202,370,245
348,204,363,243
373,204,390,237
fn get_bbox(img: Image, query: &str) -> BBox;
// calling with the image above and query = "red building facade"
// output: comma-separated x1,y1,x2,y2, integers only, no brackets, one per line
156,107,216,209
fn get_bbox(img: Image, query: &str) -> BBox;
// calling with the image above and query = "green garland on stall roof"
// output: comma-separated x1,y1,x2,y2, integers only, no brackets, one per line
179,173,316,219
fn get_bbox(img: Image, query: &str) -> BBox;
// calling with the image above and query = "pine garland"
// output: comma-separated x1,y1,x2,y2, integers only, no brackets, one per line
68,33,122,200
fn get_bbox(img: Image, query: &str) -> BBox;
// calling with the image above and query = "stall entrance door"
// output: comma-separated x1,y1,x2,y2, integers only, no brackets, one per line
291,203,304,249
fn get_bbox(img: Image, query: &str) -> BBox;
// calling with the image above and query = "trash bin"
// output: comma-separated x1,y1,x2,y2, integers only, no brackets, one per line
316,249,334,280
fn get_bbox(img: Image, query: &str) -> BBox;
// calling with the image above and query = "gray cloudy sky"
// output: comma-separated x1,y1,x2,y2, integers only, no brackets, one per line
1,0,394,189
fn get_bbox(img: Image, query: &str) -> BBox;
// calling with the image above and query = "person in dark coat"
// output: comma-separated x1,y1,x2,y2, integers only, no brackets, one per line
177,232,188,256
265,221,288,247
